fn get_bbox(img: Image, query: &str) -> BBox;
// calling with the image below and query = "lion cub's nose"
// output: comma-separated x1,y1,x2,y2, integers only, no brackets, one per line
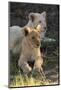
37,43,39,46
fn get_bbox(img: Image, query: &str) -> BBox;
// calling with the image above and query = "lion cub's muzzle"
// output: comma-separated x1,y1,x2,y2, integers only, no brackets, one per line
36,43,40,47
36,40,40,47
34,38,40,48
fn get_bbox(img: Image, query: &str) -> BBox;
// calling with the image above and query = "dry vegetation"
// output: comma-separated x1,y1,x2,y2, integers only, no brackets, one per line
10,74,50,87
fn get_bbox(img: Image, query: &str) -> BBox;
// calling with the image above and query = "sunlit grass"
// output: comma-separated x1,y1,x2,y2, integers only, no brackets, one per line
9,74,50,87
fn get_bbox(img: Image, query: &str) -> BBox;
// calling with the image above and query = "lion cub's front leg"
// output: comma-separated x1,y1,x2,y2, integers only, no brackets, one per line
18,55,32,74
33,56,43,72
33,53,46,80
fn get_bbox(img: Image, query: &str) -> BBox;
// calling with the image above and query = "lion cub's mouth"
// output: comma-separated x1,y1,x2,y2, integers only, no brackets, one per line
32,42,40,48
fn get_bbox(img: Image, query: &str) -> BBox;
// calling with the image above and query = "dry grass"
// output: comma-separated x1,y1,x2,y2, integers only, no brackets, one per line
9,74,51,87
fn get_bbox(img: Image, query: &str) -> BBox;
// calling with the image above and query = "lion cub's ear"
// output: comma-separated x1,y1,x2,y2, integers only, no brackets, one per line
29,13,35,22
36,24,42,33
24,27,31,36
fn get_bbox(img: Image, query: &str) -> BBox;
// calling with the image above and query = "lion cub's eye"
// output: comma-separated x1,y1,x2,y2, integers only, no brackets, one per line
32,36,35,39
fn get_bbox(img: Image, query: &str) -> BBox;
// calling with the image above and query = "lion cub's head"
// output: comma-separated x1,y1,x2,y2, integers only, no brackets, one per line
24,24,43,48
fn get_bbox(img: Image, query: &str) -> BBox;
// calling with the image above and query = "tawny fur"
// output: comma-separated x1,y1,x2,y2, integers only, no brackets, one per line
9,12,47,54
18,25,44,74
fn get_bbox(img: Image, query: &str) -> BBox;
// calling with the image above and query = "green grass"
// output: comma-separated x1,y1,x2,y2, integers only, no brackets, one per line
9,74,50,87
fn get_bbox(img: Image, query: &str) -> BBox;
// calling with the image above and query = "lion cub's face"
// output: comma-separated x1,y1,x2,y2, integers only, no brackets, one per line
28,31,40,48
24,25,43,48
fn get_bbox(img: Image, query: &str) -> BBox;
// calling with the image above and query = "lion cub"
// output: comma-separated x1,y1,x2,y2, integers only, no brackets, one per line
18,25,44,74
